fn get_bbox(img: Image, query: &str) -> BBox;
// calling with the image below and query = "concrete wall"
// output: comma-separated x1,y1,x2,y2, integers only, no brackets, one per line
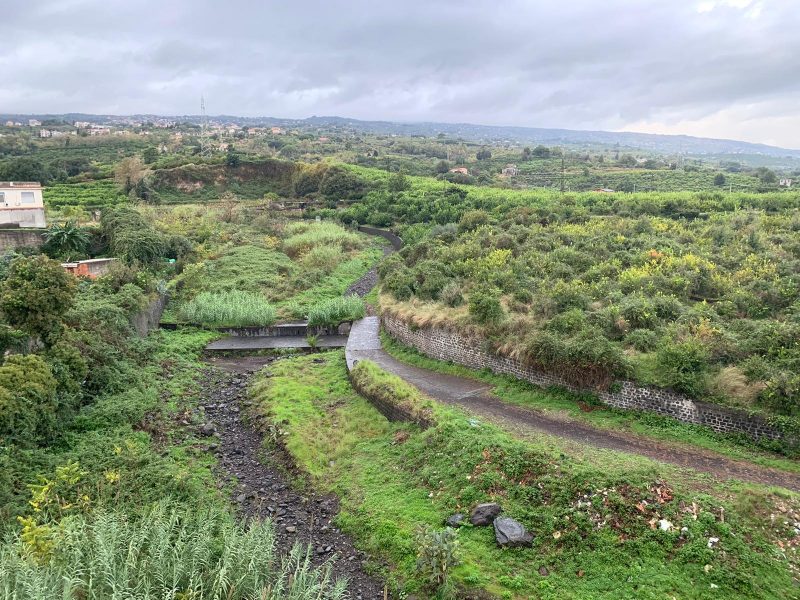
0,208,46,228
0,228,44,251
133,294,168,337
382,315,785,443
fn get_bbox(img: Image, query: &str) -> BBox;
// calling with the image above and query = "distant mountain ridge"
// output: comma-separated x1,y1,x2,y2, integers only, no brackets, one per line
4,112,799,159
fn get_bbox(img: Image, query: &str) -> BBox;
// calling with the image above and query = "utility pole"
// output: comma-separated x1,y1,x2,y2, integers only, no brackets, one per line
200,95,210,158
560,150,566,194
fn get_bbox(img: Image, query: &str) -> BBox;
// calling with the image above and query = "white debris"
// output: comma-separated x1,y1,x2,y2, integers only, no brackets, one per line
659,519,673,532
707,537,719,548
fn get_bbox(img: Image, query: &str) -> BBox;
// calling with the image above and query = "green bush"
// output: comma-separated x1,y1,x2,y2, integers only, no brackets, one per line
180,290,277,326
468,289,504,325
655,339,710,396
625,328,660,352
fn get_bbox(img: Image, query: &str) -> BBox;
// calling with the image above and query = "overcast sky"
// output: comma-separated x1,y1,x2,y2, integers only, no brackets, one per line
2,0,798,148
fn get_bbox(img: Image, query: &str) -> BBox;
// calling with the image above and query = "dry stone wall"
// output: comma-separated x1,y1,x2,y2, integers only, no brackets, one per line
382,315,784,443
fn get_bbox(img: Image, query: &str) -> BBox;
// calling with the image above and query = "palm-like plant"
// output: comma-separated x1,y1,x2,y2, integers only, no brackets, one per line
43,220,90,260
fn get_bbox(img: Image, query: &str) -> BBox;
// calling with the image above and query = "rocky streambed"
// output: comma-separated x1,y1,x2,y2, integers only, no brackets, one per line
199,360,386,599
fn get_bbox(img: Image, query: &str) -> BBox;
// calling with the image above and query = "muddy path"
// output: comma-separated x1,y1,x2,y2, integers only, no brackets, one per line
348,317,800,493
200,359,386,599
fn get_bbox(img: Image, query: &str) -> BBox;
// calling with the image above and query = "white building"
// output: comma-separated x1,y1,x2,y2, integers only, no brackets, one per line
779,178,793,188
0,182,47,228
28,119,42,127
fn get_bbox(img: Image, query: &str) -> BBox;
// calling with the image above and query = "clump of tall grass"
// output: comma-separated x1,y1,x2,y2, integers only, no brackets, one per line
180,290,277,326
0,503,347,599
283,222,363,257
307,295,366,326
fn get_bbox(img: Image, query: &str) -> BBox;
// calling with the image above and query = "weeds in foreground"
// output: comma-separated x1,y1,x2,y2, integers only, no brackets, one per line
0,502,347,600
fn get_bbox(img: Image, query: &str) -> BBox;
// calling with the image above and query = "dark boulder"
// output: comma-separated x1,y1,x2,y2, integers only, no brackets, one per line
494,516,533,547
470,502,501,526
445,514,465,528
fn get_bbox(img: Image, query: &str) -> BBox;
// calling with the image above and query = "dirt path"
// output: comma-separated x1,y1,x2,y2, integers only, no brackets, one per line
347,317,800,492
199,360,386,599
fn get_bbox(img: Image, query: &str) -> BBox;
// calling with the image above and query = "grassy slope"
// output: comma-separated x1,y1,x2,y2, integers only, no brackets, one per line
380,331,800,473
250,351,800,599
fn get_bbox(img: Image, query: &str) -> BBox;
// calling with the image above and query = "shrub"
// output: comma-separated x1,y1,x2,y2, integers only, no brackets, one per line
468,289,504,325
655,338,710,396
180,290,277,326
415,526,460,594
0,503,347,599
0,255,76,342
0,355,58,447
306,295,365,326
625,328,660,352
440,281,464,307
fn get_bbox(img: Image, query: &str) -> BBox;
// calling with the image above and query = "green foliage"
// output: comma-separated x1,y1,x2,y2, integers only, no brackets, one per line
42,221,91,259
101,206,165,265
0,355,58,447
0,502,347,599
655,339,711,396
468,289,504,325
180,290,277,326
0,255,76,341
306,295,365,326
415,526,461,593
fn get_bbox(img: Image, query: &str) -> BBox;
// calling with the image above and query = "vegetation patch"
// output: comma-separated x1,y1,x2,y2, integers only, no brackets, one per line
307,295,366,327
179,290,277,327
251,352,800,599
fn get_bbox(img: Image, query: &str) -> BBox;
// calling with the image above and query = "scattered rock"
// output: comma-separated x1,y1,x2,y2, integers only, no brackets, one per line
494,516,533,547
539,566,549,576
285,526,297,533
445,514,465,528
470,502,502,526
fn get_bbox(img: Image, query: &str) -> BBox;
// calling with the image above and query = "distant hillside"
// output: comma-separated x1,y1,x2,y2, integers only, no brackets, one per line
5,112,800,160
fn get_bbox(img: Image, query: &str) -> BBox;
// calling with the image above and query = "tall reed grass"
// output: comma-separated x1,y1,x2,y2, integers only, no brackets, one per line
306,295,366,326
0,503,347,599
180,290,277,326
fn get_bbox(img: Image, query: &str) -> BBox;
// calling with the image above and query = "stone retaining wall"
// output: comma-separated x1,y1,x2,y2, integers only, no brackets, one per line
348,369,433,429
0,228,44,251
382,315,784,443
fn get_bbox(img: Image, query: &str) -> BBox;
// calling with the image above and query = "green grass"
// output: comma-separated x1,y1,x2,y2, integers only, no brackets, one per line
282,221,364,257
250,351,800,599
280,247,382,318
179,290,277,327
380,331,800,472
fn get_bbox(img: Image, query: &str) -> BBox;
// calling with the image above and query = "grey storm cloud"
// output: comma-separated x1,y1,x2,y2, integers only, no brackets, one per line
2,0,799,147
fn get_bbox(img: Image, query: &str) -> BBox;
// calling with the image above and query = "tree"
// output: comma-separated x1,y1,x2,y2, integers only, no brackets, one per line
531,145,551,158
43,221,90,259
434,160,450,174
713,173,726,187
476,148,492,160
388,170,411,193
0,255,76,342
0,157,52,185
113,157,145,194
521,147,532,161
225,144,241,168
756,167,777,184
142,146,159,164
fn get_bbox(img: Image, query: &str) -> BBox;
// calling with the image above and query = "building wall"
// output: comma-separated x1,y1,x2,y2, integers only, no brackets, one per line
382,315,785,443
